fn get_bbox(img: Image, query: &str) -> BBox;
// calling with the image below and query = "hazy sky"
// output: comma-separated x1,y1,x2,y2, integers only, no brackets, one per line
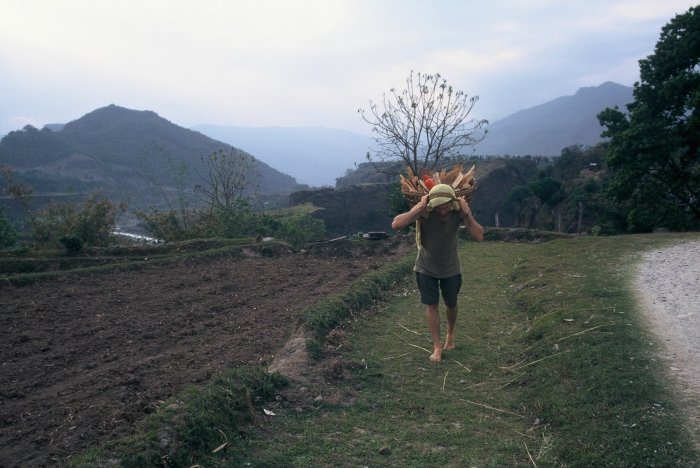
1,0,696,137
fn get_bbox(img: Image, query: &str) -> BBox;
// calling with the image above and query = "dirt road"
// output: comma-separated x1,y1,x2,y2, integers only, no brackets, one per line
635,239,700,448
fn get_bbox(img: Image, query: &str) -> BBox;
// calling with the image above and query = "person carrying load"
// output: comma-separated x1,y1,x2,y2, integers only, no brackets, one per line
392,180,484,362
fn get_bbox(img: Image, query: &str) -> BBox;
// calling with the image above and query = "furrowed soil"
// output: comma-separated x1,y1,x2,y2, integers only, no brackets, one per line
0,238,411,467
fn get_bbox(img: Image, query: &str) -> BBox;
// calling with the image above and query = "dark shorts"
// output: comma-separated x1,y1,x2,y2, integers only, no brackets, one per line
415,272,462,308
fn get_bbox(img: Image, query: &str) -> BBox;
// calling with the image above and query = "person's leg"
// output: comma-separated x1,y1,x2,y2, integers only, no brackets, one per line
444,305,457,350
416,272,442,362
426,304,442,362
440,274,462,351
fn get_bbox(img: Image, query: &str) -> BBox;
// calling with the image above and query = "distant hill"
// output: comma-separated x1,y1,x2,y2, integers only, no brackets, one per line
193,125,374,187
475,81,633,156
0,105,301,212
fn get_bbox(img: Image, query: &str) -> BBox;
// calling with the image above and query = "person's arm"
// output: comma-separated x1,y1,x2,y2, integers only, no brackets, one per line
392,194,429,230
458,197,484,241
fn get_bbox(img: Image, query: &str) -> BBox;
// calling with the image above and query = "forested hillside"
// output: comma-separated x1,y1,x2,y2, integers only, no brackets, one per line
0,105,301,212
476,82,633,156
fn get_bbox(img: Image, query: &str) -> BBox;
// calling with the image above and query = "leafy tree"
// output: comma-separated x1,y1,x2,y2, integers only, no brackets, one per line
359,71,488,175
598,6,700,231
556,145,605,181
504,185,531,207
0,165,33,217
138,149,327,246
30,191,126,249
0,207,18,248
529,177,563,205
504,144,612,232
387,181,410,215
503,185,533,227
71,191,127,246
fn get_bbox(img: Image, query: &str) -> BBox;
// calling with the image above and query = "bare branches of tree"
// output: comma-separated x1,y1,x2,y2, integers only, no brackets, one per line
359,71,488,175
195,148,258,215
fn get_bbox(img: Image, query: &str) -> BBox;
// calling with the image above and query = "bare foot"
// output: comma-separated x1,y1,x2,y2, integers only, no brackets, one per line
429,348,442,362
443,334,455,351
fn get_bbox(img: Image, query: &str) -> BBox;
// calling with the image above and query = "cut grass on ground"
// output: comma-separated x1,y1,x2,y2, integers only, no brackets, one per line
237,233,699,466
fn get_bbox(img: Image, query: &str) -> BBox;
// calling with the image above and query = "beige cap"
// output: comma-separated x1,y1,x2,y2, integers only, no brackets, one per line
427,184,459,211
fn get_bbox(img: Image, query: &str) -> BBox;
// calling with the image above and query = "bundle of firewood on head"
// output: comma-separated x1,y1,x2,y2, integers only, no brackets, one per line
399,163,477,206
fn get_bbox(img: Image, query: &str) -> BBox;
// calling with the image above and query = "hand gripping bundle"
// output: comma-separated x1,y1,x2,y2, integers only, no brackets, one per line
399,163,477,206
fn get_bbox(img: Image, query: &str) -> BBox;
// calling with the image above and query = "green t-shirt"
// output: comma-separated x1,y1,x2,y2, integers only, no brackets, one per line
414,211,462,278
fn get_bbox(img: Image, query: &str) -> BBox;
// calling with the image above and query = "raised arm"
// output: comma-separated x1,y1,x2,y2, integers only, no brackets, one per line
392,194,429,230
458,197,484,241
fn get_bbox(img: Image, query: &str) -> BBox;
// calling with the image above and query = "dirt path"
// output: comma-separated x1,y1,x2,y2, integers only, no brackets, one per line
635,239,700,448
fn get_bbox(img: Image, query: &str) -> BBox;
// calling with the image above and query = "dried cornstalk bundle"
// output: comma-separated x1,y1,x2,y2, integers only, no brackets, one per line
400,164,477,205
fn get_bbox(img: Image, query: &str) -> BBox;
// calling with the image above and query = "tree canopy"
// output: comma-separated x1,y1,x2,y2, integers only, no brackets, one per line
359,71,487,175
598,5,699,231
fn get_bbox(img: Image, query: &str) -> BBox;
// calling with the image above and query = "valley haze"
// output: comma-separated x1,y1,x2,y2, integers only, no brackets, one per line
0,82,633,189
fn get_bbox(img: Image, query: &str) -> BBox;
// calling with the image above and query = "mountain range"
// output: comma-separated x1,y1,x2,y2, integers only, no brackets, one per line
474,81,633,156
193,82,633,185
0,81,634,216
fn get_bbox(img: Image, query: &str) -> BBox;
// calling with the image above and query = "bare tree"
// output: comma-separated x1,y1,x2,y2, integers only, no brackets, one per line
195,148,258,215
358,71,488,175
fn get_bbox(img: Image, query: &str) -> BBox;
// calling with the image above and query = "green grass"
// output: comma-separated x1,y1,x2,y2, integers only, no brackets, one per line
69,367,288,467
235,233,699,466
302,253,415,357
69,232,700,466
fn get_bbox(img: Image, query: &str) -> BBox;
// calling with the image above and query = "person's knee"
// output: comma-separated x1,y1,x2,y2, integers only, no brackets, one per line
442,290,459,309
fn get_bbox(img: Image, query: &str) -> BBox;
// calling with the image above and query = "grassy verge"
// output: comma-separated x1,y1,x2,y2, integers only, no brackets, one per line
234,233,699,466
69,367,288,467
302,253,415,357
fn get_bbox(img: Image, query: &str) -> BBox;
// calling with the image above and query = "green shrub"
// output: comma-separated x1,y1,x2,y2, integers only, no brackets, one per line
138,207,326,248
30,191,125,248
135,207,209,241
256,213,325,248
0,207,17,248
59,234,84,253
